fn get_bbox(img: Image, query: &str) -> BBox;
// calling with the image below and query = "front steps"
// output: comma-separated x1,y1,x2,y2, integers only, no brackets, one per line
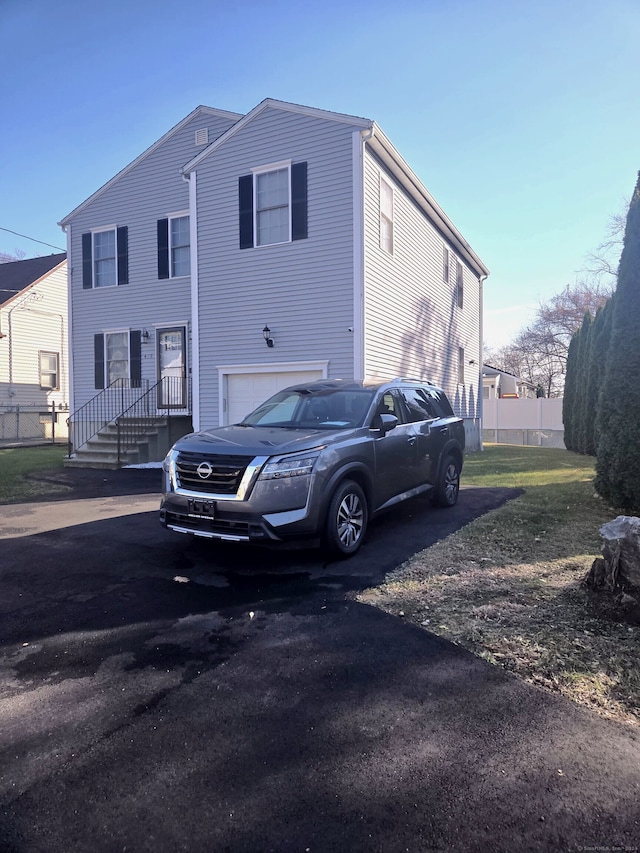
64,419,169,470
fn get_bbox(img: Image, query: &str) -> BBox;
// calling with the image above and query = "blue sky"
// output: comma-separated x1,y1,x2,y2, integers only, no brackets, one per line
1,0,638,348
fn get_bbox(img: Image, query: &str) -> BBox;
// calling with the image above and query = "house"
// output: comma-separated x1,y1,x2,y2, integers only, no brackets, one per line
0,254,68,444
59,99,489,467
482,364,537,400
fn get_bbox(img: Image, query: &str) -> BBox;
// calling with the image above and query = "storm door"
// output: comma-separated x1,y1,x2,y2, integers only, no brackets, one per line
157,327,186,409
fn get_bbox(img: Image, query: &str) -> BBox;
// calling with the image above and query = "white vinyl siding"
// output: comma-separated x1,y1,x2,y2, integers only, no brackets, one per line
0,262,68,410
362,151,481,420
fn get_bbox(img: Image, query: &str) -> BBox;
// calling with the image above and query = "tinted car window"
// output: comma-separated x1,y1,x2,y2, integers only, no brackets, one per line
401,387,439,422
243,388,375,429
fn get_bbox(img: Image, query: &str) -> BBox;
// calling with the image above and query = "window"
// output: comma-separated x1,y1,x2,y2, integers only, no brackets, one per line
157,215,190,279
93,331,141,389
401,387,439,422
456,259,464,309
380,176,394,254
443,246,450,282
239,162,308,249
82,227,129,289
458,347,465,384
39,351,59,389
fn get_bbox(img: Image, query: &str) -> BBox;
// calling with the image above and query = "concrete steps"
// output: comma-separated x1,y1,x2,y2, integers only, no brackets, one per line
65,418,169,470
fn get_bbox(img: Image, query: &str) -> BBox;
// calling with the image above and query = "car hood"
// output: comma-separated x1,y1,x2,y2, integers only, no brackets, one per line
171,424,358,457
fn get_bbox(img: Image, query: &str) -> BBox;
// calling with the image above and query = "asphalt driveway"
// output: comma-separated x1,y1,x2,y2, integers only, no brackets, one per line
1,469,639,852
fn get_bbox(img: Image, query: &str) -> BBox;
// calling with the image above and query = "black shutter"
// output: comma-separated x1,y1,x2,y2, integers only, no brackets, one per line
82,233,93,289
157,219,169,279
94,334,105,389
117,226,129,284
130,330,142,389
238,174,254,249
291,161,308,241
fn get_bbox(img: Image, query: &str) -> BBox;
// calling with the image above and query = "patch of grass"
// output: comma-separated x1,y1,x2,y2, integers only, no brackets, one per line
0,446,70,503
358,444,640,727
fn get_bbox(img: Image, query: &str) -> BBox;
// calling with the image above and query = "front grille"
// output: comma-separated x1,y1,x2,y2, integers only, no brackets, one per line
176,452,251,495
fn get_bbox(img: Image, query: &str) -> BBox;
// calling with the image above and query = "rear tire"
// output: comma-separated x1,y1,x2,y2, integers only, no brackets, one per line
324,480,368,557
434,455,460,507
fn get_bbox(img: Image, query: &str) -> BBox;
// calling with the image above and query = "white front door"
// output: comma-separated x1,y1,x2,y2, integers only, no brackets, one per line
158,327,186,408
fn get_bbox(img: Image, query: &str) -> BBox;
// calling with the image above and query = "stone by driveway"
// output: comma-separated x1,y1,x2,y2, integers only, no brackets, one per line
0,469,639,852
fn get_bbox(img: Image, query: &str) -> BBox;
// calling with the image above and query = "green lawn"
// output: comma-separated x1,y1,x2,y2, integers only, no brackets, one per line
0,445,68,503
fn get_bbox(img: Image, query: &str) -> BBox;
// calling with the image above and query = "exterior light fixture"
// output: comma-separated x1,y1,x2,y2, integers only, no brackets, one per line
141,329,151,342
263,325,274,348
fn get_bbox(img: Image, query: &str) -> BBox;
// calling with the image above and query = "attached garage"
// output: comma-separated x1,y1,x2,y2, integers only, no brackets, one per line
219,362,328,425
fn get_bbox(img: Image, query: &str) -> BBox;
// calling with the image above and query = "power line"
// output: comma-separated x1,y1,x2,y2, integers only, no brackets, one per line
0,227,65,253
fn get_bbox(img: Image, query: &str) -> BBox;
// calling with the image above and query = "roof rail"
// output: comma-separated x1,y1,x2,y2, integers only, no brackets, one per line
391,377,436,386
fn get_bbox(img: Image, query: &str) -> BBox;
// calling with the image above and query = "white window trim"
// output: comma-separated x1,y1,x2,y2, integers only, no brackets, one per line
167,211,190,279
251,160,293,247
379,174,394,255
39,350,60,390
91,225,118,289
103,328,131,386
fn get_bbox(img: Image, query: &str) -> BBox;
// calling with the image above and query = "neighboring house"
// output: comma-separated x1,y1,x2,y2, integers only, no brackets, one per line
0,254,68,443
59,99,489,467
482,364,537,400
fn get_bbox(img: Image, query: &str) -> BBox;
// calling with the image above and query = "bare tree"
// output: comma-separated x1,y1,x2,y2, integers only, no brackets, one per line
0,249,26,263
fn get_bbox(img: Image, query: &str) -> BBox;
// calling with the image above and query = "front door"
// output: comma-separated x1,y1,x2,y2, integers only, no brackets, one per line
157,327,186,408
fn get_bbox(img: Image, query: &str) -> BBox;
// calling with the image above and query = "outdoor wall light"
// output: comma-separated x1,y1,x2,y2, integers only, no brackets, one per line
468,359,477,365
141,329,151,342
263,325,274,348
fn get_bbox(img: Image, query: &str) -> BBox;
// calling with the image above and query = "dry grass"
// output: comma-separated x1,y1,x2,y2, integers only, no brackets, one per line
357,445,640,727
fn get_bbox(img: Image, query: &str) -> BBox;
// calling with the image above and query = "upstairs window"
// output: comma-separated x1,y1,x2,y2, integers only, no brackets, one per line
239,161,308,249
39,351,59,390
82,227,129,289
456,259,464,309
458,346,465,384
380,176,394,254
158,215,190,279
443,246,450,282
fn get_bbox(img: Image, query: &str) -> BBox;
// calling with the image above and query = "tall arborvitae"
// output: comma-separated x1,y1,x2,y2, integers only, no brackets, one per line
592,296,614,454
563,328,580,452
595,172,640,510
575,312,593,454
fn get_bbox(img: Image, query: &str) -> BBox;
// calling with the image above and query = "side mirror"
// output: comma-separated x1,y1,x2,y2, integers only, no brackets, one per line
378,413,398,434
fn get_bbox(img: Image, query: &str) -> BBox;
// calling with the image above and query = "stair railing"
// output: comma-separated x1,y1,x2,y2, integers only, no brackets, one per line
67,379,150,457
115,375,189,463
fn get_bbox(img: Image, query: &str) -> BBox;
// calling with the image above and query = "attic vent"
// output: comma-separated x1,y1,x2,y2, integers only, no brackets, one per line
195,128,209,146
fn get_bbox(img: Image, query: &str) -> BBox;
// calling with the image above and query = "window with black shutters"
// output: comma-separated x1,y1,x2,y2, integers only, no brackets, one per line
239,161,307,249
82,227,129,288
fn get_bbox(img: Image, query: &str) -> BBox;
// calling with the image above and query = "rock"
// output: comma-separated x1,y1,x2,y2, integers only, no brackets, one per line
599,516,640,590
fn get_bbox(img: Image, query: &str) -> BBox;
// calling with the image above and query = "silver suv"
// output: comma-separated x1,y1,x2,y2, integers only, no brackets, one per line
160,378,465,556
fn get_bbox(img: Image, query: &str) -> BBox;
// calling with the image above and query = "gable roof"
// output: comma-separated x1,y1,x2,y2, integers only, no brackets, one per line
182,98,372,174
0,253,66,308
58,106,242,227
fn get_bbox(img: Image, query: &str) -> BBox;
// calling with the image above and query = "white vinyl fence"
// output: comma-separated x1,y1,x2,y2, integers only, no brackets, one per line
482,397,565,448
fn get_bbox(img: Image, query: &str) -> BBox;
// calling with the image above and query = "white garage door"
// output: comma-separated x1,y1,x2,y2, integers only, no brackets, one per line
226,369,324,425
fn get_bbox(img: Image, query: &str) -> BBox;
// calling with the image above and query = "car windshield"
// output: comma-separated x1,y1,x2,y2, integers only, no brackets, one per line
241,388,375,429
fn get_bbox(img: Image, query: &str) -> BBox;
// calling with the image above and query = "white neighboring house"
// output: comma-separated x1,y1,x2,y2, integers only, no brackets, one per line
0,254,68,443
59,99,489,467
482,364,537,399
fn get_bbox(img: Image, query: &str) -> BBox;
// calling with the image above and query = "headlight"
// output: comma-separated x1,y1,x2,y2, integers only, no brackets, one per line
259,452,320,480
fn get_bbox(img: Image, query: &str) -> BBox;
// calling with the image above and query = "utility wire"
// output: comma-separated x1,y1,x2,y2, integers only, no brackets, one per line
0,227,65,253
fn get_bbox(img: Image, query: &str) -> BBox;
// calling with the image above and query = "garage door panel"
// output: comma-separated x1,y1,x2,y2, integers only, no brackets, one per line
227,370,323,424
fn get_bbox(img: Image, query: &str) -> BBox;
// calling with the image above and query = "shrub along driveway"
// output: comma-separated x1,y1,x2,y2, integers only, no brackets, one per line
1,467,640,852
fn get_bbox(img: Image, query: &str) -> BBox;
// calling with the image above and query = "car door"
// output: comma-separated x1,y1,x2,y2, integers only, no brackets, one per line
370,390,420,508
398,386,443,487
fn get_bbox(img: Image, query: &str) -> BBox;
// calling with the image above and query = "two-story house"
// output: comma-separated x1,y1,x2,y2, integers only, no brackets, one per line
0,253,68,444
60,99,489,467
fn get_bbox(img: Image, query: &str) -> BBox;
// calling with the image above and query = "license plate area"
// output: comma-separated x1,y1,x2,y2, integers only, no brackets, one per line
187,499,216,518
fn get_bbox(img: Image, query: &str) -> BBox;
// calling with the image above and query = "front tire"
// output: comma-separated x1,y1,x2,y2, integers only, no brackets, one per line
434,455,460,507
324,480,368,557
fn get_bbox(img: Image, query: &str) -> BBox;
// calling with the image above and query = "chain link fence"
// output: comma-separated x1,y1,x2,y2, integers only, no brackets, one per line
0,404,69,447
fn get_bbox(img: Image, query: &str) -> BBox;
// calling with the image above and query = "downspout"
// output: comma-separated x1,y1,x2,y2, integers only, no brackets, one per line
478,273,488,451
184,171,200,430
352,124,374,379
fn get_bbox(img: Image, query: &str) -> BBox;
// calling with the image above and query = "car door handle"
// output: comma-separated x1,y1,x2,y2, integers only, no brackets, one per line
407,436,417,446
